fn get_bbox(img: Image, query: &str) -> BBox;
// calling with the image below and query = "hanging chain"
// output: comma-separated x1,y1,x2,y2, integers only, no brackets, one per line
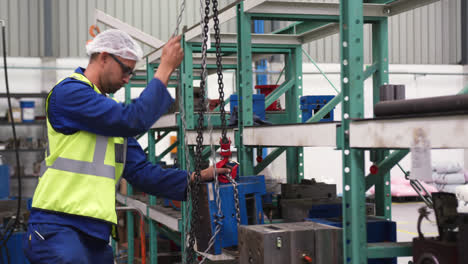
186,0,211,263
212,0,228,144
168,1,194,263
172,0,186,37
212,0,241,226
226,174,241,225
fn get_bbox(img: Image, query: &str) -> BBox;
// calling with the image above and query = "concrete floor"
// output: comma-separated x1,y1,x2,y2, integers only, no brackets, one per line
392,201,439,264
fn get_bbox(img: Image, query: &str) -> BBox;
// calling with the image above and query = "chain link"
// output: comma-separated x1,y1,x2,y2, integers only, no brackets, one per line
172,0,186,37
186,0,211,263
212,0,228,144
226,174,241,225
212,0,241,228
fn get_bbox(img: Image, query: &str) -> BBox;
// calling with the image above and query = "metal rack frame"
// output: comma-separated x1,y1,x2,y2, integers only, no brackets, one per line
97,0,450,263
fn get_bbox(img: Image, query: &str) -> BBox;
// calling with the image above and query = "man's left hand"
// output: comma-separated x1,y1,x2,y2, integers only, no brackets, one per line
191,166,231,182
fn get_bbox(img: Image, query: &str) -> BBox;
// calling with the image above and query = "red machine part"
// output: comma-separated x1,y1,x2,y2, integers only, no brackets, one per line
302,254,313,263
255,85,282,111
216,138,238,183
370,164,379,175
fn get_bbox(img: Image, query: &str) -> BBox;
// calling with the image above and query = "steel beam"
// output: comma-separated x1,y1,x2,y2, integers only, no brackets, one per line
245,0,439,18
273,21,332,35
367,242,412,258
299,23,340,43
254,147,286,175
242,123,337,147
94,9,164,49
245,1,384,17
365,150,409,191
264,79,294,108
350,115,468,149
384,0,439,16
189,33,301,45
116,194,181,231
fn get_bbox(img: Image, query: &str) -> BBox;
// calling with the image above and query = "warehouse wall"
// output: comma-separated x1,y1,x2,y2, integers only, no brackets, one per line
0,0,461,64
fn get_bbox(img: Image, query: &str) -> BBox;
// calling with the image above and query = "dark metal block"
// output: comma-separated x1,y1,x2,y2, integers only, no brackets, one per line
413,237,458,264
239,222,342,264
281,198,341,222
281,183,336,200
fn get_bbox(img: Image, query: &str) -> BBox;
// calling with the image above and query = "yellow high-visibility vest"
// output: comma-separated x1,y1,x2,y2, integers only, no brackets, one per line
31,73,125,224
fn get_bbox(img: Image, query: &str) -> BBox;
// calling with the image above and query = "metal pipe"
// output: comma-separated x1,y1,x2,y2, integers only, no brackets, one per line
374,93,468,117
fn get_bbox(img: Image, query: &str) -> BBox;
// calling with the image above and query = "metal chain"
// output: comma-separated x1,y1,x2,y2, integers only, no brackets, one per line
169,1,192,263
212,0,241,226
212,0,228,144
186,0,211,263
226,174,241,225
199,132,224,264
172,0,186,37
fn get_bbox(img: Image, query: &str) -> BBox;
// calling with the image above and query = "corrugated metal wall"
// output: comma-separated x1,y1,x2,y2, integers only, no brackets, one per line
0,0,462,64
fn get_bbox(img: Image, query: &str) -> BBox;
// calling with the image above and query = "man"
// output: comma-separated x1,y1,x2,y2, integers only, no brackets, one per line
23,29,228,263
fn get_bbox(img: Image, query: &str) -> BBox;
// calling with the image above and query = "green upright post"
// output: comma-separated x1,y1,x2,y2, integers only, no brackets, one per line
124,82,135,264
183,43,195,130
177,114,189,261
145,62,158,264
340,1,367,264
285,46,304,184
179,35,194,260
237,2,254,176
372,18,391,220
148,130,158,264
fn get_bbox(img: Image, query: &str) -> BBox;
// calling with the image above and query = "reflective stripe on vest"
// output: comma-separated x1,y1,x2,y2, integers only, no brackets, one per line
40,135,115,180
40,72,125,180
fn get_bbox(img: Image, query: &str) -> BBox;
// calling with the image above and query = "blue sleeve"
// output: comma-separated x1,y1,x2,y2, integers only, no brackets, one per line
122,137,188,201
48,78,174,137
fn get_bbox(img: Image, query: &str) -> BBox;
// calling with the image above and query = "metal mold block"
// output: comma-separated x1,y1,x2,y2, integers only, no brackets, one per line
239,221,342,264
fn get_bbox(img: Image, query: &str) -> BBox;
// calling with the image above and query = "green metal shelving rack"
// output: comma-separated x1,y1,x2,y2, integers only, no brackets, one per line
115,1,443,263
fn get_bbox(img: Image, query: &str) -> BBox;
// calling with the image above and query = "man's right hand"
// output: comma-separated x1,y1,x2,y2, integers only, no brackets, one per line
154,35,184,86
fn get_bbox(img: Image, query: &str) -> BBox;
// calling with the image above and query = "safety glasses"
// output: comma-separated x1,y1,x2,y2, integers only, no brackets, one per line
109,53,135,77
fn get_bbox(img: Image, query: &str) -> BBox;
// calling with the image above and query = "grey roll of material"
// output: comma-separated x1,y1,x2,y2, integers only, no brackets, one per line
380,84,405,101
374,93,468,117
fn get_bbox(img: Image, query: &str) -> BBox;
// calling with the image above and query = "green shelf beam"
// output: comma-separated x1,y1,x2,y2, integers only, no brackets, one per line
254,147,286,175
306,93,342,123
367,242,412,258
264,79,294,109
363,63,378,80
156,140,178,163
273,21,333,35
365,149,409,191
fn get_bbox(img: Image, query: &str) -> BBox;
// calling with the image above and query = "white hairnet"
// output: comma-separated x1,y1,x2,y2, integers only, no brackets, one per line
86,29,143,61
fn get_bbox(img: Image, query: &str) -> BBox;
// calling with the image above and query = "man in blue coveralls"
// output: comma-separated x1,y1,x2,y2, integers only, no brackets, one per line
23,29,229,263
